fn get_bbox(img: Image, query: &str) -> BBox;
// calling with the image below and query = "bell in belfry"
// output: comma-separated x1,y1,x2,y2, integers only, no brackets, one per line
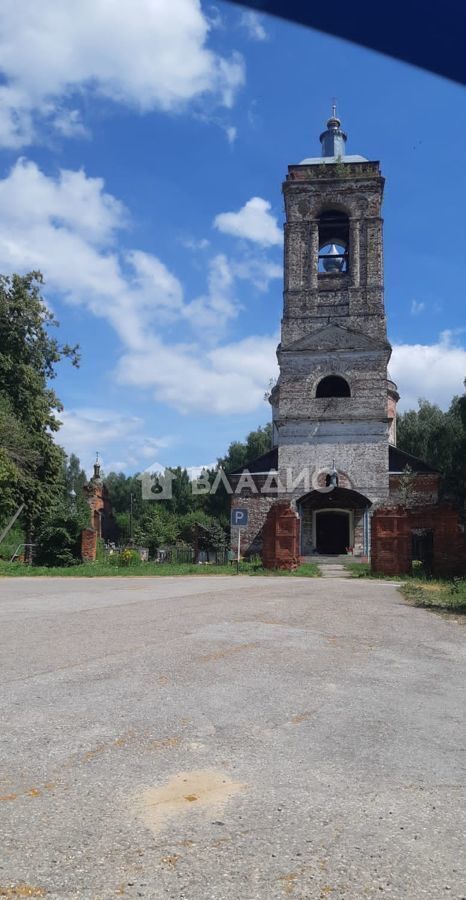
323,243,344,273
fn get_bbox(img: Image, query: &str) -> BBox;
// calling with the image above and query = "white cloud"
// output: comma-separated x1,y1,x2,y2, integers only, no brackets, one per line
0,0,245,147
391,330,466,410
2,158,463,424
179,236,210,251
186,462,217,479
116,333,278,414
232,255,282,291
225,124,238,144
183,253,239,339
239,10,268,41
0,158,125,244
410,299,425,315
214,196,282,246
52,108,90,139
57,407,172,473
0,158,278,416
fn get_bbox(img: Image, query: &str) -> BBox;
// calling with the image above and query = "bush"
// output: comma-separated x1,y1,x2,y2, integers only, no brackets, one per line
0,522,24,560
34,506,82,567
119,548,141,567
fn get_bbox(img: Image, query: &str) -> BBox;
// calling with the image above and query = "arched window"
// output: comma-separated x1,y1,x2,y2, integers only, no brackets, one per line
318,209,349,274
316,375,351,398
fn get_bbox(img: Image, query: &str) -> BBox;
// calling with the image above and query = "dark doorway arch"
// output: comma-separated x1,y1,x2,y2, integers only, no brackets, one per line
316,510,350,554
316,375,351,398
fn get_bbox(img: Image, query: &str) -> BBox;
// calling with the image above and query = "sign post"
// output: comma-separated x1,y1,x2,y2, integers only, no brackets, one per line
230,508,249,574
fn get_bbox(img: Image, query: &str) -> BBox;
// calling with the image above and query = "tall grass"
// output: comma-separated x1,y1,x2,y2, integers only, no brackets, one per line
0,559,320,578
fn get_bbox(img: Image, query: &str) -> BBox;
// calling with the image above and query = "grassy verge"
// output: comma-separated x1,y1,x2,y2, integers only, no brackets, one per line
0,560,320,578
345,562,405,582
344,560,466,613
400,579,466,614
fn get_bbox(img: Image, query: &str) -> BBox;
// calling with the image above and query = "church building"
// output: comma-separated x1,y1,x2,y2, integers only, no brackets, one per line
230,111,464,575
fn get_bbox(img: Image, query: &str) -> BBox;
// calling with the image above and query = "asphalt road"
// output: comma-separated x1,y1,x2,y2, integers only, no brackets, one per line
0,575,464,899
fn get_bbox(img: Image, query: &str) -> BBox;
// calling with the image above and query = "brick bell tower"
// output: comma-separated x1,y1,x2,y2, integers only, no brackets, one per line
270,108,394,554
231,110,462,571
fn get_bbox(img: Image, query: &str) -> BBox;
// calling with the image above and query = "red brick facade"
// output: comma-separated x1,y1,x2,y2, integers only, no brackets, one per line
388,473,440,507
262,503,300,570
80,462,117,561
371,504,465,577
81,527,97,563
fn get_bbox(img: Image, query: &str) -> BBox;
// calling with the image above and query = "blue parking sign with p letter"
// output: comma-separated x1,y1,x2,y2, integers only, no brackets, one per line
231,508,249,527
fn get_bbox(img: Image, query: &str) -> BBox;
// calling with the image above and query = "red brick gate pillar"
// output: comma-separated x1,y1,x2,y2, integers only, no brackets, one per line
371,508,410,575
81,527,97,562
262,503,300,570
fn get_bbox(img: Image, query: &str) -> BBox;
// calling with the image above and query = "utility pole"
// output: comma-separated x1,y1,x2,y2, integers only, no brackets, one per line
129,492,134,544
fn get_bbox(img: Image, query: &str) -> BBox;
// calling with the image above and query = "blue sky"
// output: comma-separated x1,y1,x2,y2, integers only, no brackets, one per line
0,0,464,474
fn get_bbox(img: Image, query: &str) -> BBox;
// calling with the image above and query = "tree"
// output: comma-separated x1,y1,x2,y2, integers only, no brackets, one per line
63,453,89,521
0,272,79,538
133,505,180,556
34,500,85,567
201,422,273,522
219,423,272,474
0,395,40,522
397,396,465,508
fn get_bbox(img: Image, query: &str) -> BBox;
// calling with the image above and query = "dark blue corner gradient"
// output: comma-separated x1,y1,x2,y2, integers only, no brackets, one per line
227,0,466,85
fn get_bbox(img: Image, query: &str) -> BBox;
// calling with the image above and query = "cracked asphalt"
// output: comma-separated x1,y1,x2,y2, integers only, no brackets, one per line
0,575,464,899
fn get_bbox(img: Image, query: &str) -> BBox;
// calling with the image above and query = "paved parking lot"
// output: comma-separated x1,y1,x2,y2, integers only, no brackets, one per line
0,575,464,899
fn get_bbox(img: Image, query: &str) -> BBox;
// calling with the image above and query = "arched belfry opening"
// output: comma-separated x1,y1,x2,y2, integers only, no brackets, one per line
316,375,351,398
318,209,349,274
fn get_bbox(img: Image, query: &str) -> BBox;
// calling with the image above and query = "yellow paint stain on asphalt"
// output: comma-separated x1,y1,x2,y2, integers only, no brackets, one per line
135,770,244,834
148,736,180,751
198,642,257,663
0,887,46,897
161,854,180,868
82,743,106,762
79,728,178,764
26,788,41,798
277,872,299,895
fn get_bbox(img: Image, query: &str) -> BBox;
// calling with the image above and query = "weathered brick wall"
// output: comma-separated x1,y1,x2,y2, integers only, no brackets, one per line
371,508,411,575
230,478,279,556
81,473,118,559
276,158,392,511
278,429,389,506
389,473,440,507
81,527,97,562
371,505,465,576
282,161,386,347
262,503,300,570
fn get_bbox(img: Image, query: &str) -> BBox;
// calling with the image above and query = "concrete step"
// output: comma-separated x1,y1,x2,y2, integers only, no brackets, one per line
318,563,351,579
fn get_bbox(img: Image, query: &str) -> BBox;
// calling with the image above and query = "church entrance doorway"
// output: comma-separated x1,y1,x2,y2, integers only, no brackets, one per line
315,510,350,555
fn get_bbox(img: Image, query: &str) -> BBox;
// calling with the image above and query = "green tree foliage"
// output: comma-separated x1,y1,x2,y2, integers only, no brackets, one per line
34,501,85,567
133,505,180,556
104,423,272,552
202,422,273,522
0,272,79,533
63,453,89,521
397,397,465,507
219,423,272,474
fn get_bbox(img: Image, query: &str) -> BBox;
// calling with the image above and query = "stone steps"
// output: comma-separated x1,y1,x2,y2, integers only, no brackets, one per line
318,563,351,579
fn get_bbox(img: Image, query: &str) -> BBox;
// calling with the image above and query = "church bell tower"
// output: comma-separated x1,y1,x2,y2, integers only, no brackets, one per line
271,109,394,552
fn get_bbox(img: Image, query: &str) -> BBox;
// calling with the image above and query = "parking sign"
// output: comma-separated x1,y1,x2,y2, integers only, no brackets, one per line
231,507,249,527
